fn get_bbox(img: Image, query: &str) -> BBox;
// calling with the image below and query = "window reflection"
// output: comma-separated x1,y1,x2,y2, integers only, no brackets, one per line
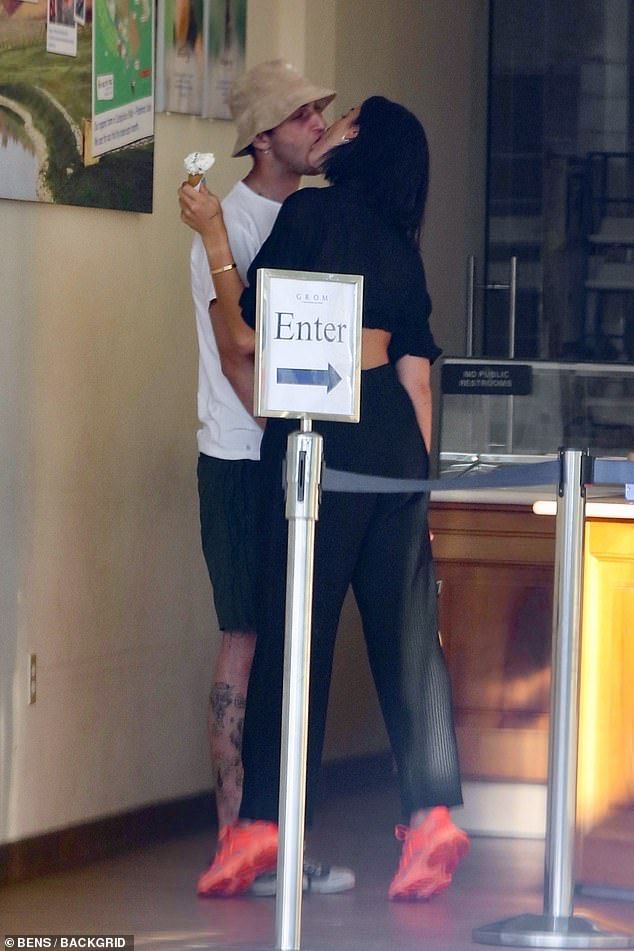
487,0,634,362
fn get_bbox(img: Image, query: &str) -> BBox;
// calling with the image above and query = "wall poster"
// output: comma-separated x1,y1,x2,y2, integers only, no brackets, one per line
0,0,154,211
156,0,245,117
92,0,153,156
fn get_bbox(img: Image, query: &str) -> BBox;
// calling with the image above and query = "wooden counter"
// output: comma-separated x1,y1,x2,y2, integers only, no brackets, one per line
429,497,555,783
429,493,634,891
576,505,634,893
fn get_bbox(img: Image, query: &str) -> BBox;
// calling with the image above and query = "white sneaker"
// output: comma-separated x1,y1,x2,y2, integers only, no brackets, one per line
250,860,356,896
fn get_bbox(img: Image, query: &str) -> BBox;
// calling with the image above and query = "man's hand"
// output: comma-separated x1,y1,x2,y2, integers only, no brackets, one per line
178,182,224,239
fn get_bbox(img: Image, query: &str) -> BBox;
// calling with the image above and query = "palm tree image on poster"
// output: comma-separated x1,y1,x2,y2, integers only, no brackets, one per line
156,0,245,117
0,0,154,212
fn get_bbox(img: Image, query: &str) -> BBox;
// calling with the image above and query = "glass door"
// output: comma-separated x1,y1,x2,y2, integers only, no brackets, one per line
481,0,634,363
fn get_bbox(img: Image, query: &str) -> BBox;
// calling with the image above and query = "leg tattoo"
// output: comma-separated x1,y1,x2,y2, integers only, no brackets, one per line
209,682,248,826
208,631,256,828
210,682,234,731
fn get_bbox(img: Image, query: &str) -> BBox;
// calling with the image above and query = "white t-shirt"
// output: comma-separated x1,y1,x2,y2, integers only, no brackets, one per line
191,180,281,459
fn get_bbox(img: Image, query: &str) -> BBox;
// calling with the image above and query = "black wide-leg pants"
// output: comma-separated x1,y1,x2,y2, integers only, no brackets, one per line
240,365,463,823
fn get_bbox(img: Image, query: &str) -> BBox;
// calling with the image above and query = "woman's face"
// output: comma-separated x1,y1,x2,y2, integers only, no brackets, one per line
308,106,360,169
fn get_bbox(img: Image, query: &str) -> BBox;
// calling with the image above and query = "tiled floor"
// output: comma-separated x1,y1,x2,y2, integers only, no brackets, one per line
1,783,633,951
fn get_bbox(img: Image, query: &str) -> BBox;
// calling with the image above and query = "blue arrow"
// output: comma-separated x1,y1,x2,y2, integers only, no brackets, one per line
277,364,342,393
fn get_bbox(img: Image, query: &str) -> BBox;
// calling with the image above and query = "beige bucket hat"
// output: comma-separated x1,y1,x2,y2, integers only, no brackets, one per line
230,59,336,157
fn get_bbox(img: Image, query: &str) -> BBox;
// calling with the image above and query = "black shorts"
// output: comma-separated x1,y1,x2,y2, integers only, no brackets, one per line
197,453,260,632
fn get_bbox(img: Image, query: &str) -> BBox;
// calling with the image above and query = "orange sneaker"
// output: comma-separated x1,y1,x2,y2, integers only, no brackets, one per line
388,807,470,900
197,821,278,897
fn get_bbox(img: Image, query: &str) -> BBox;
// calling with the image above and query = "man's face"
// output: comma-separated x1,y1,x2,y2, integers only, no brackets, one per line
308,106,360,169
267,101,328,175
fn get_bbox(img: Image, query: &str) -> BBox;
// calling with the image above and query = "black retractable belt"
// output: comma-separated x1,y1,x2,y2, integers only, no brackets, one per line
322,457,634,495
322,458,561,494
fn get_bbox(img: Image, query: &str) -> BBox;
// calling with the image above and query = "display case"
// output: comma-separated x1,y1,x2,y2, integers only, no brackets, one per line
432,357,633,790
438,358,634,473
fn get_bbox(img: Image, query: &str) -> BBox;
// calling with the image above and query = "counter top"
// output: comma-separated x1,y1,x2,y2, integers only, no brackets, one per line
431,488,556,506
533,498,634,519
432,486,628,509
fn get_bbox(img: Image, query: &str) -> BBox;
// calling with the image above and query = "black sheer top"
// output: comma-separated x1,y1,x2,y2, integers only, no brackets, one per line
239,182,442,364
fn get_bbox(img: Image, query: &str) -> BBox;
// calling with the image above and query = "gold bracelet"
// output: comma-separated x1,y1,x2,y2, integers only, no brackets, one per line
210,262,237,276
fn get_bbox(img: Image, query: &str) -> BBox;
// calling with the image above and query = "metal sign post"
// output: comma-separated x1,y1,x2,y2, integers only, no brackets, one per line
254,268,363,951
276,419,322,951
473,449,634,949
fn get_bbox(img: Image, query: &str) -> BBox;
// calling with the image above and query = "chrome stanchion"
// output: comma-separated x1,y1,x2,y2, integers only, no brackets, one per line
473,449,634,949
275,418,322,951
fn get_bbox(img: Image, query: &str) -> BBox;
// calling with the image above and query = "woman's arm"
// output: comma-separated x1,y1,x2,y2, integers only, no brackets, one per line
395,354,433,454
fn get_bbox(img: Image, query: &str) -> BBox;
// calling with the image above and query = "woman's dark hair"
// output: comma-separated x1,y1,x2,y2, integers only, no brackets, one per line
322,96,429,245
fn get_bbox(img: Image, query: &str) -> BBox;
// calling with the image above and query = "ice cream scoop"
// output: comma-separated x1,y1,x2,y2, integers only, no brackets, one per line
184,151,215,186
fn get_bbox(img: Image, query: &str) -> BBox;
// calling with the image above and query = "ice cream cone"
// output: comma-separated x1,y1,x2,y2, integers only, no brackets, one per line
184,152,215,189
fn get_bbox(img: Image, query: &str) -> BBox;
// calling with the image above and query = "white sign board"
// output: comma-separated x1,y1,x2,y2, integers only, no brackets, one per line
254,268,363,422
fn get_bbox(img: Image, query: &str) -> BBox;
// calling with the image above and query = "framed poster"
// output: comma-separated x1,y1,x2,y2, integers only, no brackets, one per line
0,0,155,211
156,0,245,117
157,0,204,114
205,0,245,118
92,0,154,157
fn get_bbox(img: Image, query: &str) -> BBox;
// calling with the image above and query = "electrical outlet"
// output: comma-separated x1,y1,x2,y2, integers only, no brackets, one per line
28,653,36,704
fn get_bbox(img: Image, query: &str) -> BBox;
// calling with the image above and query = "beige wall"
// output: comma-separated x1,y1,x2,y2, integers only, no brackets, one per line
334,0,489,358
0,0,488,844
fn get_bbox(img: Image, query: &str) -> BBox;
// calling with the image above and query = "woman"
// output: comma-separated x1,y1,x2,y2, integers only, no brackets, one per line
189,97,468,900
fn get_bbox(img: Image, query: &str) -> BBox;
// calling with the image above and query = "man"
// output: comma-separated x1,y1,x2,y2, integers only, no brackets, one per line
179,60,355,897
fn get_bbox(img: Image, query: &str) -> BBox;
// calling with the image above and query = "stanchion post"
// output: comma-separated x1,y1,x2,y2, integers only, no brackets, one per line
275,419,323,951
543,448,585,920
472,449,634,949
